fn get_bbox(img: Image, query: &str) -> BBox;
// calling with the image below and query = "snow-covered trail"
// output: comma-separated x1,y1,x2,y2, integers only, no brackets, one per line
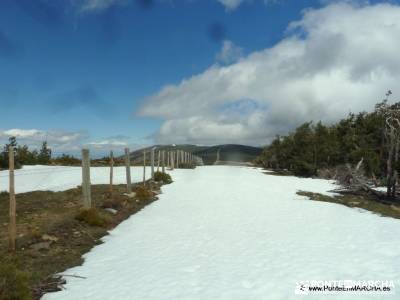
43,166,400,300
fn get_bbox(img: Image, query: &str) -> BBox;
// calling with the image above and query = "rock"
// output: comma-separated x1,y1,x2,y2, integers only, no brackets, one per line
349,201,361,206
123,192,136,198
30,241,51,251
42,234,59,242
105,208,118,214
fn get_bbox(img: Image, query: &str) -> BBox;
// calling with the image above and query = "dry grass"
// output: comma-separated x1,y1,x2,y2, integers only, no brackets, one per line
134,186,154,201
75,208,109,227
0,258,31,300
0,183,161,299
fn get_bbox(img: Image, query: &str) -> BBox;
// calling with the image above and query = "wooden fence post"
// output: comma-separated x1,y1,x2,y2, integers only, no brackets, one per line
157,150,161,172
9,146,16,253
143,150,146,186
125,148,132,194
82,149,92,209
171,151,174,170
109,150,114,197
151,148,155,180
162,150,165,173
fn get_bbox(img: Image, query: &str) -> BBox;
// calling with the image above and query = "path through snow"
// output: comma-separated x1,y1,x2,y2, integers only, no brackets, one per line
42,166,400,300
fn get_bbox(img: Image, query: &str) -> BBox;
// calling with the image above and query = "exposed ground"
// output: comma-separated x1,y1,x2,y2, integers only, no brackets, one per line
298,190,400,220
0,182,163,299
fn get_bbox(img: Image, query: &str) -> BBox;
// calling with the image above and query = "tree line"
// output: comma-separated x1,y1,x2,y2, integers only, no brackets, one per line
257,96,399,187
0,137,80,169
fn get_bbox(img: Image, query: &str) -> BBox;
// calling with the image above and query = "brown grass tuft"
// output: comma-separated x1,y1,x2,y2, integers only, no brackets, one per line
75,208,108,227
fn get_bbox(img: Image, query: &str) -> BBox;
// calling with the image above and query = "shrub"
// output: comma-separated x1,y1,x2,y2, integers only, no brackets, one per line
293,161,316,177
153,171,172,184
134,186,154,201
0,191,9,197
75,208,108,227
0,260,31,300
102,198,123,210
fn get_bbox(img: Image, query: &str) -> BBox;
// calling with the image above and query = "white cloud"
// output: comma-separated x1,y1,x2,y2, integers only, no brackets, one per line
3,129,44,139
0,129,144,157
139,2,400,146
216,40,243,64
0,129,88,153
217,0,245,10
74,0,126,13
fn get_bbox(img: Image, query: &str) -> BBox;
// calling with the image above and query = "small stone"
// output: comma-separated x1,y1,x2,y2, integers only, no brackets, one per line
105,208,118,214
30,241,51,251
123,192,136,198
42,234,59,242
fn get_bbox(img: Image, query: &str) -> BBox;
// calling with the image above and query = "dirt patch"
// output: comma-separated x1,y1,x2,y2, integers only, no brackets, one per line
297,190,400,220
0,182,162,299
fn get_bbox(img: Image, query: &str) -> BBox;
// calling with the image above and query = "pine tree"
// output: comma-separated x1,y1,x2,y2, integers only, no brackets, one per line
37,141,52,165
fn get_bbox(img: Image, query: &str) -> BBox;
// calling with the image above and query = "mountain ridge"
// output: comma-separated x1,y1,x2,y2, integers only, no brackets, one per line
127,144,262,165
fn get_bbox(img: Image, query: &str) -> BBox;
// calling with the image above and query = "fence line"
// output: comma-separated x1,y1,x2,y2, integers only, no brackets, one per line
2,146,204,253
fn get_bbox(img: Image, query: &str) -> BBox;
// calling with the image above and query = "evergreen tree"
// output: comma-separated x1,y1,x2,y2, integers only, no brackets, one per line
37,141,51,165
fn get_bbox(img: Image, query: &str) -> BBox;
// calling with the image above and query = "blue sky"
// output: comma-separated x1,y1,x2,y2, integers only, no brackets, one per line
1,0,400,155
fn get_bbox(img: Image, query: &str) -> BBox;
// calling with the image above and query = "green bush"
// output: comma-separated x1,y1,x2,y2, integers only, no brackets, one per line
0,260,32,300
153,171,172,184
75,208,108,227
293,161,316,177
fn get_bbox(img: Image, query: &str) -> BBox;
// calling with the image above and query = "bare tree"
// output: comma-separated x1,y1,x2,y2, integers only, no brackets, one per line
375,90,400,198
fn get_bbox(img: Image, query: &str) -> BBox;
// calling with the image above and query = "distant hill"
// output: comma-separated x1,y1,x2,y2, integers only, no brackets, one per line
127,144,262,165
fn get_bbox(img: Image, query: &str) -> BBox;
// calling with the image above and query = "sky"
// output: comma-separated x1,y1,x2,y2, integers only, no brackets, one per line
1,0,400,156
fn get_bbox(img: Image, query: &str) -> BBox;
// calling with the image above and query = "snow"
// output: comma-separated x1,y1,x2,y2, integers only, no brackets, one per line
38,166,400,300
0,165,155,194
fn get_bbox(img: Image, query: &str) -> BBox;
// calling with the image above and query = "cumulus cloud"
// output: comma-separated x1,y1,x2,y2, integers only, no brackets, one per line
0,129,144,157
139,2,400,146
0,129,88,152
87,140,128,148
85,138,147,156
216,40,243,64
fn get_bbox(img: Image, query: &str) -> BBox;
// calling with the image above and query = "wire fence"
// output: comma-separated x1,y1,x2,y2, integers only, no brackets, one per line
2,146,203,253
